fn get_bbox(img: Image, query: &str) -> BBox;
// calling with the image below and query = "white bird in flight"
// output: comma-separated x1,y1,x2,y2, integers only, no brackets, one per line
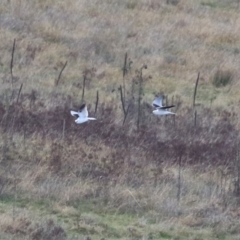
70,104,96,124
152,96,175,115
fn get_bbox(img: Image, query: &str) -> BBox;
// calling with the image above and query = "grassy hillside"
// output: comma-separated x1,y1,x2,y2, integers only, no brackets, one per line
1,0,240,239
1,0,240,106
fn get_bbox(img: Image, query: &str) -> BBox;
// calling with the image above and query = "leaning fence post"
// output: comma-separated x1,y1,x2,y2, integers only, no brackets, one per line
55,61,67,86
137,64,147,130
16,83,23,104
95,90,99,114
10,39,16,89
193,72,200,127
62,119,66,141
119,85,126,116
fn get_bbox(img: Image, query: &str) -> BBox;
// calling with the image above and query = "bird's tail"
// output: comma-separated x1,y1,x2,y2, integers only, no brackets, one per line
88,118,96,120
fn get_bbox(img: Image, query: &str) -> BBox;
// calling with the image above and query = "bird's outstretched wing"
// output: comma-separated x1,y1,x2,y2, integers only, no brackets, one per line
152,97,163,108
152,96,175,109
70,111,79,118
79,104,86,112
79,104,88,118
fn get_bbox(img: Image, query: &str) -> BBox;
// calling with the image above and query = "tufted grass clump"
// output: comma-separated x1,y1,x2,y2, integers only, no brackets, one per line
212,70,233,88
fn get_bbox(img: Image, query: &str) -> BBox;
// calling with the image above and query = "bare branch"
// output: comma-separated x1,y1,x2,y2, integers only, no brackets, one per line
95,90,99,114
123,52,128,78
193,72,200,108
119,85,126,116
16,83,23,104
194,110,197,127
177,153,182,202
137,64,147,130
10,39,16,88
82,73,87,102
55,61,68,86
122,102,131,126
62,119,66,141
122,52,128,100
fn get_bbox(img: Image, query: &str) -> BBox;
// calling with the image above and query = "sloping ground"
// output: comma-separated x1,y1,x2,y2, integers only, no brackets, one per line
0,100,238,167
1,0,240,239
0,0,240,107
0,100,240,239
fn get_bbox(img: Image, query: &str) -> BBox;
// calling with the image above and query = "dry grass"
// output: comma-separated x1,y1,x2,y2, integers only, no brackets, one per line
1,0,240,239
0,122,240,239
1,0,240,106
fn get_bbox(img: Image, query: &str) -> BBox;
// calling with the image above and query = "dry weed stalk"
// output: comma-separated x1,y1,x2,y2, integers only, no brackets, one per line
16,83,23,104
82,70,87,102
81,68,96,103
122,102,131,126
137,64,147,130
177,152,182,202
119,85,126,116
62,119,65,141
193,72,200,127
122,52,133,101
95,90,99,114
55,61,67,86
234,140,240,196
10,39,16,89
122,52,128,100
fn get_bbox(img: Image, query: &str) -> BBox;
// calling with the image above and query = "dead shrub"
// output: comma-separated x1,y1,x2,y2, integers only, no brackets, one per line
166,0,180,6
212,70,233,88
29,219,66,240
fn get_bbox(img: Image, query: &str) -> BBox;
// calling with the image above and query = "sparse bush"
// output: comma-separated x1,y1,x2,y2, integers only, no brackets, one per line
2,218,66,240
30,219,67,240
212,70,233,88
126,0,138,9
201,1,218,8
166,0,180,6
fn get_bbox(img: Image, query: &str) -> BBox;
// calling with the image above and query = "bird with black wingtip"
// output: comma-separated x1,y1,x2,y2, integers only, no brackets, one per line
152,96,175,116
70,104,96,124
